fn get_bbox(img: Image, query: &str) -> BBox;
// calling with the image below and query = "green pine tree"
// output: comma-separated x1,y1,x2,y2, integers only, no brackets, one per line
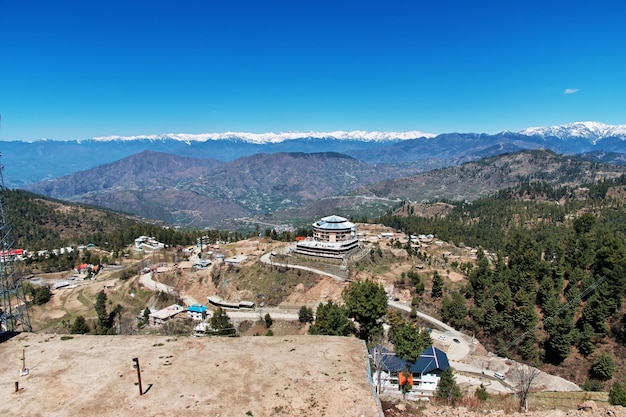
590,353,615,381
436,367,461,406
70,316,89,334
309,301,354,336
298,306,314,324
431,272,444,298
343,280,387,341
394,322,432,364
209,307,236,336
609,381,626,406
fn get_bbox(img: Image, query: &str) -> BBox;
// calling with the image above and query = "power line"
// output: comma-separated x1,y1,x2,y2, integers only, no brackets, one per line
506,275,607,350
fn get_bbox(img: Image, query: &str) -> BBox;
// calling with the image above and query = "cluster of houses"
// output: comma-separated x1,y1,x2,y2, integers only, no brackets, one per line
145,296,255,327
0,248,27,261
1,243,100,262
51,263,101,289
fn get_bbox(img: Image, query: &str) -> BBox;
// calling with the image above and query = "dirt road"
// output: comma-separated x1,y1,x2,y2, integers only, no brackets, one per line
139,272,200,306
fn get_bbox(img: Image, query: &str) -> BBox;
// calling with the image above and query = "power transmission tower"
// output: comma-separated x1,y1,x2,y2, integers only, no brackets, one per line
0,152,32,333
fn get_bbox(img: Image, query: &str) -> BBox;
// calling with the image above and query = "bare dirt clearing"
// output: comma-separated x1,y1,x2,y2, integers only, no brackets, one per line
1,333,382,417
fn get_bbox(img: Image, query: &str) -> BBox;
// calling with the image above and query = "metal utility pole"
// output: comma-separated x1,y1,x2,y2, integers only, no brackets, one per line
132,357,143,395
0,152,32,333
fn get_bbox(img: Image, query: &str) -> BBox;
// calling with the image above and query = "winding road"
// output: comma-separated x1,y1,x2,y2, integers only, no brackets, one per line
138,272,200,306
259,251,348,281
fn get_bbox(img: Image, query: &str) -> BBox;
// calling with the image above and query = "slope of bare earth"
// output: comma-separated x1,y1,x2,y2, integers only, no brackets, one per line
382,401,626,417
1,333,383,417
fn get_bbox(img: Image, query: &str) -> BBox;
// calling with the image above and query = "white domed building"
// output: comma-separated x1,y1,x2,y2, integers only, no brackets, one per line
294,215,360,259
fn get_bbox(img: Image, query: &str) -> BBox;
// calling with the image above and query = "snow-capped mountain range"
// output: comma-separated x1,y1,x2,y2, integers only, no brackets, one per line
519,121,626,143
88,121,626,144
4,121,626,189
91,130,437,144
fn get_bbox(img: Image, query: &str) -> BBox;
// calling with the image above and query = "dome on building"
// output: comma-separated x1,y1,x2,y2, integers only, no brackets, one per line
313,215,355,231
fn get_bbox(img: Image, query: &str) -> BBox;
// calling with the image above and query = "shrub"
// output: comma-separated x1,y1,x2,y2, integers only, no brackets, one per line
582,379,604,392
298,306,314,324
590,353,615,381
32,286,52,305
609,381,626,406
475,383,488,401
70,315,90,334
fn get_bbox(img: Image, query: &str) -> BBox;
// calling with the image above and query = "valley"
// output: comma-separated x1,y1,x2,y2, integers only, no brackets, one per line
21,148,626,230
3,121,623,230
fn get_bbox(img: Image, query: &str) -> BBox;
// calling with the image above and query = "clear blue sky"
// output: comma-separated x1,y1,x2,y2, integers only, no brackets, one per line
1,0,625,140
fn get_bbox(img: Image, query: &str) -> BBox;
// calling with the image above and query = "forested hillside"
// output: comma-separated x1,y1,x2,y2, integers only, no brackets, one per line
378,175,626,387
2,189,233,253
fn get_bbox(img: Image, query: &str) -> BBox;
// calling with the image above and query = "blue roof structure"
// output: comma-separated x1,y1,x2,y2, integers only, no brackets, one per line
377,346,449,375
187,304,208,313
412,346,450,374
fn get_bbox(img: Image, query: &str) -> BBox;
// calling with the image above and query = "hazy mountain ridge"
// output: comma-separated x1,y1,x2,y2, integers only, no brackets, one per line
27,150,223,198
357,149,626,203
5,121,626,188
24,148,626,228
3,138,397,187
26,151,413,227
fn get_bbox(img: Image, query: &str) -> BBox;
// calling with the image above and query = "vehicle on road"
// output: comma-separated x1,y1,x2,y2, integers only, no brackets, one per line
494,372,505,380
453,338,460,343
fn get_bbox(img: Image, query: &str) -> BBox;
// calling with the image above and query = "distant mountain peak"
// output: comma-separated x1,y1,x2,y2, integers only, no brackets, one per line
91,130,437,144
519,121,626,143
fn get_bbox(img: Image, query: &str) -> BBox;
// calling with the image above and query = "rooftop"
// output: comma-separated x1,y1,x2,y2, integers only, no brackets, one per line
378,346,450,375
149,304,184,320
187,304,208,313
313,214,356,231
